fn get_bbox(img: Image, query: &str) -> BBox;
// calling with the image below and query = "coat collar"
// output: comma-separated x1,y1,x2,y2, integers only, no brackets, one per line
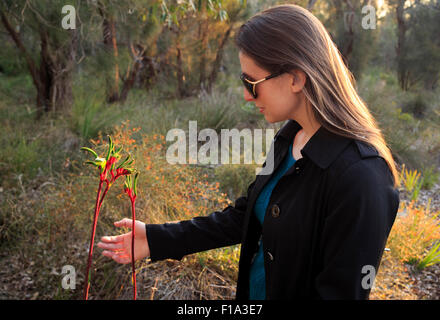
274,119,377,169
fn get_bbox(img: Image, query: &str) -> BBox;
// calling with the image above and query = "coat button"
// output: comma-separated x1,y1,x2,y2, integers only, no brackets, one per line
271,204,280,218
267,251,274,261
295,166,301,174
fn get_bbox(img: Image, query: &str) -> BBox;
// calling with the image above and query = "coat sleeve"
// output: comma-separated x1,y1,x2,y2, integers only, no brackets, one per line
145,180,256,262
314,158,400,299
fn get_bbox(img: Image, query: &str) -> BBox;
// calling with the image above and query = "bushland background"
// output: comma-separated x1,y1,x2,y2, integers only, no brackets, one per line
0,0,439,300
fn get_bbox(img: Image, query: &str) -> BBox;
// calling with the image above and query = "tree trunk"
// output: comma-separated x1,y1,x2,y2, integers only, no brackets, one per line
176,46,186,98
1,11,44,117
119,44,144,102
1,11,75,119
396,0,408,90
206,24,233,92
141,56,157,90
119,61,140,102
99,4,120,103
341,0,355,65
198,18,209,90
174,26,187,99
39,30,75,115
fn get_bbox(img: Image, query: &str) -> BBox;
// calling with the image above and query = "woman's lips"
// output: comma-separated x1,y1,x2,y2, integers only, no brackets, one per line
258,107,264,113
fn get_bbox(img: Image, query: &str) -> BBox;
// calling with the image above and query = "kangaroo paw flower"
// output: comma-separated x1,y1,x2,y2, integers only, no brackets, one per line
80,136,139,300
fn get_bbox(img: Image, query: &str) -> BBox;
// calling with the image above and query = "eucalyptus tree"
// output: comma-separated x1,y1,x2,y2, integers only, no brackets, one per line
87,0,250,102
154,0,250,98
387,0,440,90
0,0,81,118
317,0,380,79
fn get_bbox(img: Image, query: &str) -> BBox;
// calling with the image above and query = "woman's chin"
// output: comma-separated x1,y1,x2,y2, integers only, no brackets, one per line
264,114,280,124
263,114,272,122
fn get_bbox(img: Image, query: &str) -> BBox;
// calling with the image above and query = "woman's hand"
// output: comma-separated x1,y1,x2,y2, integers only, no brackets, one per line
97,218,150,264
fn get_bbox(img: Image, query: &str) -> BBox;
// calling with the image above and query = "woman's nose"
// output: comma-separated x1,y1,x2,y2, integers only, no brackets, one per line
243,88,255,102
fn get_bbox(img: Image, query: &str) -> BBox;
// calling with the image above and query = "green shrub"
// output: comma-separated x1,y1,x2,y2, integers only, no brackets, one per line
214,163,257,201
0,74,35,108
417,241,440,270
126,83,262,139
358,68,440,169
0,130,42,180
399,164,424,201
421,166,439,190
70,89,123,141
0,44,27,76
178,85,261,133
402,94,429,119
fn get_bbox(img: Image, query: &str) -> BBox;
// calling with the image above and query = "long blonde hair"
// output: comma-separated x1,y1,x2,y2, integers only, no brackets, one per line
235,4,399,186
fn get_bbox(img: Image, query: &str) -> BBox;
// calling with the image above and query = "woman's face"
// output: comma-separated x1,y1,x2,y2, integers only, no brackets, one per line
239,51,304,123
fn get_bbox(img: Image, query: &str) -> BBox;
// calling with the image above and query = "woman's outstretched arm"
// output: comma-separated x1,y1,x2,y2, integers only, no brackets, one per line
146,180,256,262
98,180,256,263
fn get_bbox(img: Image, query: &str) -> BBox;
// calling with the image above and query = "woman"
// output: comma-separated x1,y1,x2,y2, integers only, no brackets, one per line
97,4,400,300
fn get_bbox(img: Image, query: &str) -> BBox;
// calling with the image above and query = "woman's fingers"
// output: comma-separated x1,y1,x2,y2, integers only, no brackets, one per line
97,241,124,251
98,218,141,265
102,250,131,264
100,219,134,243
100,234,124,243
114,218,133,229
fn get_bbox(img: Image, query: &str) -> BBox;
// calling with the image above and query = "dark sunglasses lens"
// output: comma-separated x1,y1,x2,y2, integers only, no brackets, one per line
240,75,257,98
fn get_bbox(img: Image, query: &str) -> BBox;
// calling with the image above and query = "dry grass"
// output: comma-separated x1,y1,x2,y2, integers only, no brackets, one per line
0,121,239,300
1,121,440,300
369,179,440,299
387,201,440,265
370,253,418,300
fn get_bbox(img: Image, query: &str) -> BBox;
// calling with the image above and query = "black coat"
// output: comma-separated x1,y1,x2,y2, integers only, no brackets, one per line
145,120,400,300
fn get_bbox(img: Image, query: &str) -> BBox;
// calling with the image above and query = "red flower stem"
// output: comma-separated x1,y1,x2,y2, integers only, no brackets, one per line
83,166,129,300
130,196,137,300
97,179,110,212
83,179,103,300
97,173,125,211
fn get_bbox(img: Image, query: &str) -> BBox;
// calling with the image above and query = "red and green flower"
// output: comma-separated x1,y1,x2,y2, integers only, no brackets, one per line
81,135,138,300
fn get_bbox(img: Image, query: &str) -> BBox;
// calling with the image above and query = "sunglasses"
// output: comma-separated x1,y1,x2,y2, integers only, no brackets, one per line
240,70,284,99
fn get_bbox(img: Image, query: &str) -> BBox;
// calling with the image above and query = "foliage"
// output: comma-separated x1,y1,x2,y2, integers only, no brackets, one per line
1,0,440,300
386,201,440,265
196,245,240,280
421,166,439,190
358,67,440,170
0,0,81,116
370,10,397,72
214,163,256,201
0,119,238,299
123,80,263,138
402,94,430,119
399,164,423,201
0,130,42,180
417,241,440,270
320,0,379,78
402,1,440,90
0,43,27,76
70,83,124,141
91,121,233,222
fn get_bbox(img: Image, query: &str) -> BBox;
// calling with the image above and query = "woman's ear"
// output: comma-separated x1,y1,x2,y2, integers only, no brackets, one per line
289,69,307,93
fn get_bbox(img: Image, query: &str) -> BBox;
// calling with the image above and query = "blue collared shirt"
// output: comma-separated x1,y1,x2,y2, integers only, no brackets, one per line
249,141,296,300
